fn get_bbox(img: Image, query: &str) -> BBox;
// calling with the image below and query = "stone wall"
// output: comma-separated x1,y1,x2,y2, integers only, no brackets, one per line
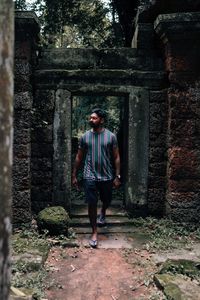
132,14,168,216
31,89,54,212
13,12,40,224
155,12,200,222
148,89,168,215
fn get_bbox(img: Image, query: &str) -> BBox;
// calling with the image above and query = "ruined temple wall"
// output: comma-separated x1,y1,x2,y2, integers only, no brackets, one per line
13,12,40,224
148,89,168,216
135,2,200,221
31,89,54,212
155,12,200,222
132,21,168,216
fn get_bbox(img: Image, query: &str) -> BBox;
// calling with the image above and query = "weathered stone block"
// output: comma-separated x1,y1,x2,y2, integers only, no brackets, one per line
37,206,70,235
168,91,193,119
14,128,31,144
12,207,32,224
31,109,54,126
148,200,165,216
33,90,55,110
166,206,200,223
31,143,53,158
149,162,167,176
13,172,30,191
168,179,200,193
31,187,52,203
13,158,29,175
169,119,197,148
168,148,200,179
148,188,166,202
166,55,190,72
14,110,31,129
32,171,52,186
31,158,52,171
167,192,200,208
13,143,30,158
12,158,30,190
15,60,31,75
15,40,32,59
14,92,32,109
150,90,167,103
149,133,167,147
13,190,31,208
31,125,53,143
14,74,32,92
148,175,166,189
149,147,166,163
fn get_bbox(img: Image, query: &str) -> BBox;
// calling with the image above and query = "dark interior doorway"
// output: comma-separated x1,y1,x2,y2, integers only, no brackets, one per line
71,95,127,207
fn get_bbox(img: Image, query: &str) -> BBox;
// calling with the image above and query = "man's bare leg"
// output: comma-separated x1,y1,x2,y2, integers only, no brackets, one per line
88,204,98,241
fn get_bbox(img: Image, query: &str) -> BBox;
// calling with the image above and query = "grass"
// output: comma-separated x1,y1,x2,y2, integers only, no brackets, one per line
11,226,78,299
12,228,51,299
129,216,200,251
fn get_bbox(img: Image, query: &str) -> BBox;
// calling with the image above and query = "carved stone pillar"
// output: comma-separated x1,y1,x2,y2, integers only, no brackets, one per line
155,12,200,221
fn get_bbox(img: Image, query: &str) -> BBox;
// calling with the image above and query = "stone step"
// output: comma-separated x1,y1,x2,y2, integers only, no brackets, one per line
72,225,136,234
70,216,133,227
70,206,127,218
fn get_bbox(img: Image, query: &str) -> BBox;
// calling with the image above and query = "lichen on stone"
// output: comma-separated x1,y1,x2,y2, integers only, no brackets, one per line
37,206,70,236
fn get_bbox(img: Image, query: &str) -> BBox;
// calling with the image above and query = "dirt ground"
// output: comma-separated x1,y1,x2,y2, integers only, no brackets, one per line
44,234,164,300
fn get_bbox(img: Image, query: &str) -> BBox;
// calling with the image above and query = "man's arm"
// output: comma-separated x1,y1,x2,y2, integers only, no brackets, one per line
72,149,84,188
113,147,121,187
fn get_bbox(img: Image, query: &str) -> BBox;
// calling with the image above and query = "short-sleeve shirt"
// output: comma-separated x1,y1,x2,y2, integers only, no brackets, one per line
79,128,118,181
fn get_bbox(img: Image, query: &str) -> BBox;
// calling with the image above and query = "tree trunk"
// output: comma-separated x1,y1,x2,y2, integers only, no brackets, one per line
112,0,138,46
0,1,14,299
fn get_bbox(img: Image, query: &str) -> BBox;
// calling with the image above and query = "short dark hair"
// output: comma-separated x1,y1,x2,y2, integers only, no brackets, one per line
91,108,106,119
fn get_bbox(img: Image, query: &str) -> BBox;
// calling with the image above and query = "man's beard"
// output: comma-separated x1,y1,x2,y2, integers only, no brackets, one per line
89,121,101,128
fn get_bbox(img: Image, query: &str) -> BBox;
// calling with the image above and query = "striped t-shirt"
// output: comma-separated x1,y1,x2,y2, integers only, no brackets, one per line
79,128,118,181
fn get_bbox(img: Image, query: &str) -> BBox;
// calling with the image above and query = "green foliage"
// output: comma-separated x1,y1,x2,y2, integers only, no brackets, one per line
72,95,124,137
160,259,200,280
14,0,27,10
129,217,200,251
15,0,125,47
12,229,51,299
12,228,50,255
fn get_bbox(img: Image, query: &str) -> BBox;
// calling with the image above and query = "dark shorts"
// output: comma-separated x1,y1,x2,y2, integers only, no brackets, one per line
84,180,113,206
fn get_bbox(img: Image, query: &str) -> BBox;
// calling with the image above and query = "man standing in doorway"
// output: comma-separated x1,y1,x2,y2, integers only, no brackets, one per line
72,108,121,248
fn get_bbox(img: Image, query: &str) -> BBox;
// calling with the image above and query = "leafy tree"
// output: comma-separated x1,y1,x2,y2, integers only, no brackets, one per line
16,0,123,48
72,95,124,137
15,0,27,10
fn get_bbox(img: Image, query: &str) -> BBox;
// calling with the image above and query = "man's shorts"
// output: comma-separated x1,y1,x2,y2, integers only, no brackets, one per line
84,180,113,205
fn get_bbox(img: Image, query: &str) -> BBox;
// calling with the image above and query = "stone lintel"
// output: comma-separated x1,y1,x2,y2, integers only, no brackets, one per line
154,12,200,44
34,69,166,89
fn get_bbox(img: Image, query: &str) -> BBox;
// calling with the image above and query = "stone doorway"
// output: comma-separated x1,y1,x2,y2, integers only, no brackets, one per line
52,86,149,215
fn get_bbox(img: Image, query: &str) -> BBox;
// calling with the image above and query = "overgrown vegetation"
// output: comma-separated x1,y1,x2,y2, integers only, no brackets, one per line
130,217,200,251
12,228,77,299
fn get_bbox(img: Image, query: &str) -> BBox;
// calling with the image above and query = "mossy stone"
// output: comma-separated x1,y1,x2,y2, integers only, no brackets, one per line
160,259,200,278
37,206,70,236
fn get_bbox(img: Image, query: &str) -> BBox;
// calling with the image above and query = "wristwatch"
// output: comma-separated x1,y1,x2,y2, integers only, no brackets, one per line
116,174,121,180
